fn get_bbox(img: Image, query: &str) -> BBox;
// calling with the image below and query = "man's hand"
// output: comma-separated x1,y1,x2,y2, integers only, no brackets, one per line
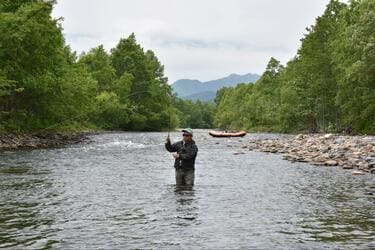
173,153,179,159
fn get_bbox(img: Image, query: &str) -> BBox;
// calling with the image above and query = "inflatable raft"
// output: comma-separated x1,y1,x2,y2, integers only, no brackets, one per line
209,130,247,138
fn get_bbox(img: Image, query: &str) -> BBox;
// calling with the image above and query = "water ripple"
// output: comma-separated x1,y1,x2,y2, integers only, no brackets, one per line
0,131,374,249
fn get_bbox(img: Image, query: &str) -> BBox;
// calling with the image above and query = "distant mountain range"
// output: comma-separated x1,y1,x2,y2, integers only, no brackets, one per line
171,73,260,102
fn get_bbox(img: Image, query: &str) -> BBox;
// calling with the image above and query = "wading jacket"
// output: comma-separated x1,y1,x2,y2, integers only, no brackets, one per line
165,140,198,170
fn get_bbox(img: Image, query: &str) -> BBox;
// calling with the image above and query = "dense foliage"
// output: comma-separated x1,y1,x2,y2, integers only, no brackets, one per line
214,0,374,134
0,0,178,133
1,0,373,134
173,98,215,129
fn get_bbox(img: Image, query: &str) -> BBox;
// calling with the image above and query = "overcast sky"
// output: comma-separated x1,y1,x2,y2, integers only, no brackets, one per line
52,0,331,83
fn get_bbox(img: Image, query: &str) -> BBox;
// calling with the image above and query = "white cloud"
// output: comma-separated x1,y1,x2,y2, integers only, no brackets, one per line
53,0,330,82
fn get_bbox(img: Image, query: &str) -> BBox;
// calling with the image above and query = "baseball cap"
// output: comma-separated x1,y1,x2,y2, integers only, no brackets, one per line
181,128,193,136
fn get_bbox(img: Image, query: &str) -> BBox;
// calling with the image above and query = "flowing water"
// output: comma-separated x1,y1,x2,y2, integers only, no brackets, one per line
0,131,374,249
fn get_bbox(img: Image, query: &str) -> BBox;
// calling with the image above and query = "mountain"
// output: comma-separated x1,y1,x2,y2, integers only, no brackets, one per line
172,73,260,101
183,91,217,102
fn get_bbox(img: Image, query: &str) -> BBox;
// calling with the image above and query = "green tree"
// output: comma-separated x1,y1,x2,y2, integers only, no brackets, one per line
94,91,129,129
110,34,176,131
0,1,179,133
174,98,215,129
289,0,345,132
79,45,116,91
0,0,98,132
332,0,375,133
0,0,41,13
0,1,66,130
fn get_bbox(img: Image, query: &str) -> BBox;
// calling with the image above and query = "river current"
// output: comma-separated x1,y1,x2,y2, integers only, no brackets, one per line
0,131,374,249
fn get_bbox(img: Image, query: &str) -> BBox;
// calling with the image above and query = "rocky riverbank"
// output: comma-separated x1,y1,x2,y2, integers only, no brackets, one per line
0,132,91,150
245,134,375,175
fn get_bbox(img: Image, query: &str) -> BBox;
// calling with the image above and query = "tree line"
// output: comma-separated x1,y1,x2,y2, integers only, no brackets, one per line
1,0,373,134
214,0,374,134
0,0,184,133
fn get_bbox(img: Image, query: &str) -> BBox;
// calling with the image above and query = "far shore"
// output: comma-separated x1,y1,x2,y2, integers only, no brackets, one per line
1,130,375,177
0,130,174,150
0,132,93,150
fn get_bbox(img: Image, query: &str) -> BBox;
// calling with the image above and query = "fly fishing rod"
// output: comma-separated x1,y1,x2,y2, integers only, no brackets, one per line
166,85,172,141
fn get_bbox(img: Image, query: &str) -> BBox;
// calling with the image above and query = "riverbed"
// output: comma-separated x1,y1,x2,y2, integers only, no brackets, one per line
0,131,374,249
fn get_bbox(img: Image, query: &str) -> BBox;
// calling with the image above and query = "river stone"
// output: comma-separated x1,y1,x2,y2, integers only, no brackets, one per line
325,160,338,166
352,170,365,175
337,160,344,166
364,156,375,162
334,138,345,144
299,158,312,162
342,165,354,169
296,134,305,139
358,162,369,170
324,134,334,139
311,161,325,166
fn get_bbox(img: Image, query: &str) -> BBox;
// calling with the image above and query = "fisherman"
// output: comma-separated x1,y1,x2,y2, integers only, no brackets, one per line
165,128,198,186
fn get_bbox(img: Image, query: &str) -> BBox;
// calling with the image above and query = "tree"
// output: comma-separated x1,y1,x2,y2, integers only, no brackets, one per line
290,0,345,132
0,0,98,132
94,91,129,129
0,0,66,130
0,0,42,13
110,34,175,131
79,45,116,91
0,1,179,133
174,98,215,129
332,0,375,133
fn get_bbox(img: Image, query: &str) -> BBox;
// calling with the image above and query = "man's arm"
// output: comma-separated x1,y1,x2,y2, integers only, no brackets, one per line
179,144,198,160
165,139,179,152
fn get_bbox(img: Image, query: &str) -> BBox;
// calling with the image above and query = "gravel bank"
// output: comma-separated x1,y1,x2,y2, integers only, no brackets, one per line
245,134,375,175
0,132,90,150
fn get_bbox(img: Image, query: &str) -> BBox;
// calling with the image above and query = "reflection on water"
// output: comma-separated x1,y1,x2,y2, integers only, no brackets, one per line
174,186,198,223
0,164,57,249
0,131,374,249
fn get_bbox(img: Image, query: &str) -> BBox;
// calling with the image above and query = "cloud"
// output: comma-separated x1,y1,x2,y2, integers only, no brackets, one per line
53,0,330,82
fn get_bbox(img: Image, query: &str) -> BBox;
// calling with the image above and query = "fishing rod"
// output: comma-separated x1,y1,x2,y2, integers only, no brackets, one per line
167,90,172,139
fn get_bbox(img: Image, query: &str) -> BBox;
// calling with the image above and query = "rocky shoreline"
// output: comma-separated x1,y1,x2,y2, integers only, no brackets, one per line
0,132,91,150
245,134,375,175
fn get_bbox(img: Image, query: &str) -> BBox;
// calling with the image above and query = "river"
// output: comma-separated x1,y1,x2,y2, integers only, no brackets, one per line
0,131,374,249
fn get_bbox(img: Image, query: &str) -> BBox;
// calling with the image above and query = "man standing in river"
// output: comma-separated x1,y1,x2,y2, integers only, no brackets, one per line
165,128,198,186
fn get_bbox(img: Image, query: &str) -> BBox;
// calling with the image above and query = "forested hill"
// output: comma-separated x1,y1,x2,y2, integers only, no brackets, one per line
214,0,374,134
0,0,373,135
0,0,180,133
172,73,260,101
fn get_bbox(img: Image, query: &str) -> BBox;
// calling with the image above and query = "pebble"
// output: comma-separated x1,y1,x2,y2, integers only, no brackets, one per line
342,165,354,169
352,170,365,175
325,160,338,166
